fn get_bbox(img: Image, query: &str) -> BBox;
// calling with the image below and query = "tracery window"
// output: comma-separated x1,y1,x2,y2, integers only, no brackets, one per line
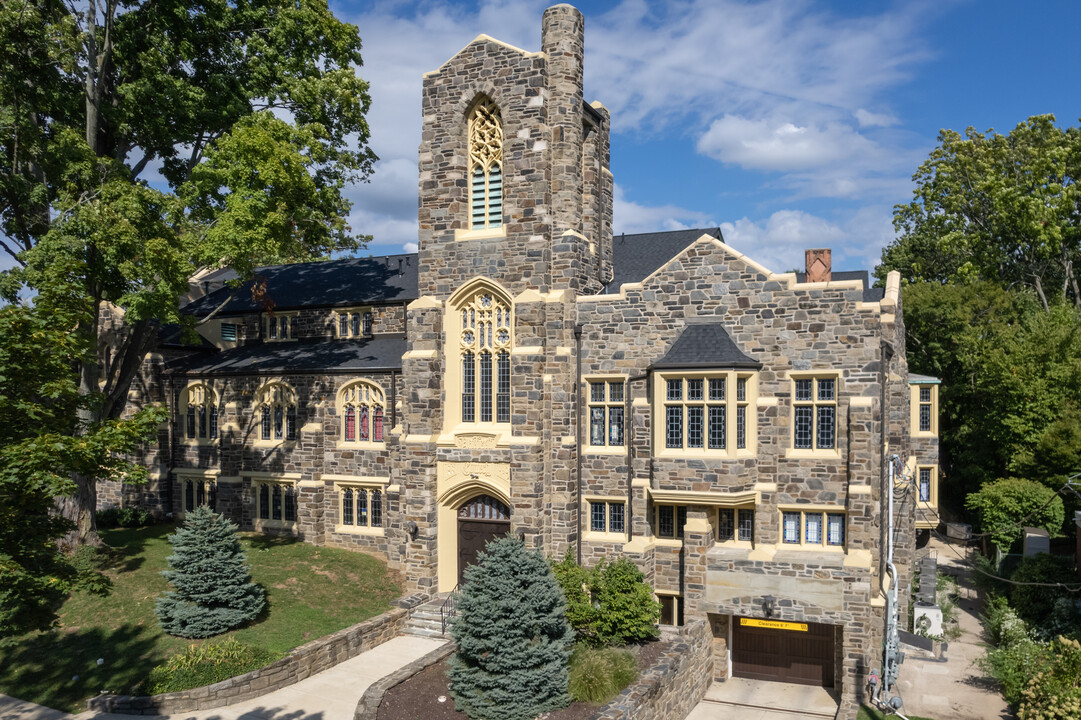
182,384,219,442
255,382,297,442
338,380,386,444
457,286,512,424
468,98,503,230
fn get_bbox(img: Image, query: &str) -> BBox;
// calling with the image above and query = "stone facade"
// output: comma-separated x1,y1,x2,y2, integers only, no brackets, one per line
107,5,940,719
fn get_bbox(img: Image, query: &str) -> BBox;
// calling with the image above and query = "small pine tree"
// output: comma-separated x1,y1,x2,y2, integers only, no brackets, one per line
155,506,265,638
449,536,574,720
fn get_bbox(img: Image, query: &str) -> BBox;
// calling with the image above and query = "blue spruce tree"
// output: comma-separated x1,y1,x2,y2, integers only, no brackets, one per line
155,506,265,638
449,536,574,720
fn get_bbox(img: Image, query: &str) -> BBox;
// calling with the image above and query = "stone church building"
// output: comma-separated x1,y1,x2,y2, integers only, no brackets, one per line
104,5,941,717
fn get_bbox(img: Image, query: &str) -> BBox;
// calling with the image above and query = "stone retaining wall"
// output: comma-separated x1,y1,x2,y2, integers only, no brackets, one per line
87,607,409,714
354,641,456,719
591,619,712,720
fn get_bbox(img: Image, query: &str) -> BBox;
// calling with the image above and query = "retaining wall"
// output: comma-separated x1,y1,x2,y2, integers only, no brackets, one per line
87,607,408,714
354,641,456,719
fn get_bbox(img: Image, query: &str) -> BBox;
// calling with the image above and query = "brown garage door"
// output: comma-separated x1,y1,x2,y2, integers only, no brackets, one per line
732,617,835,687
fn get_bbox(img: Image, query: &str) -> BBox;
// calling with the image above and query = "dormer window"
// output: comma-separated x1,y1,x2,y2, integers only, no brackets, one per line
335,308,374,338
468,97,503,230
263,312,299,342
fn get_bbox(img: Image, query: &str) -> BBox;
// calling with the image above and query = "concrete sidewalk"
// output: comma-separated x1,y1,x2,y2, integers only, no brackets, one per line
4,635,446,720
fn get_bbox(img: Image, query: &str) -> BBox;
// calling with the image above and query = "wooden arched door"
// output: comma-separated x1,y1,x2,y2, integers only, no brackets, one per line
457,494,511,585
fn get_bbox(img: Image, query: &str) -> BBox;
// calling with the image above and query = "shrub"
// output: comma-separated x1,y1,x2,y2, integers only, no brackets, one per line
96,507,155,529
1018,636,1081,720
449,536,574,720
982,594,1030,648
69,545,111,596
981,637,1052,707
591,558,660,646
965,478,1064,554
1010,554,1078,637
155,506,265,638
145,638,280,694
551,550,598,639
568,645,637,703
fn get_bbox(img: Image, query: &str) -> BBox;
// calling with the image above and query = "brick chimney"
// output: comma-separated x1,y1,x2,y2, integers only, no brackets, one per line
805,248,831,283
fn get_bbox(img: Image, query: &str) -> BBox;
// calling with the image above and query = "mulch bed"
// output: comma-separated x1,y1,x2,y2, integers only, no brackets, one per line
377,640,671,720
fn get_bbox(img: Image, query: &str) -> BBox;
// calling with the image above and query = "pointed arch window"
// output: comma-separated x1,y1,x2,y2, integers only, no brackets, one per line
181,384,219,444
255,382,298,443
468,98,503,230
337,380,386,445
456,285,512,424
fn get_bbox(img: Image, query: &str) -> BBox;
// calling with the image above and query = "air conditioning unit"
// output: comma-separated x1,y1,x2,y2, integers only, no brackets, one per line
913,604,943,637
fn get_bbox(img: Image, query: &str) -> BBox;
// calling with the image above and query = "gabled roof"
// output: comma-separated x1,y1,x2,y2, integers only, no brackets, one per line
166,335,407,376
652,322,760,370
606,227,724,292
183,255,420,317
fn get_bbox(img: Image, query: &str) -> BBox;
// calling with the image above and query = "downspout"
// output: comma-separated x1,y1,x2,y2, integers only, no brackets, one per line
575,324,583,565
390,369,398,430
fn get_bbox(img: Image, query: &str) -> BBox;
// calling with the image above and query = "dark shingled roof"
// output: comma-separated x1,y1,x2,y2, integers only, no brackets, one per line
652,323,761,370
157,323,217,351
606,227,724,292
183,254,420,317
166,335,407,375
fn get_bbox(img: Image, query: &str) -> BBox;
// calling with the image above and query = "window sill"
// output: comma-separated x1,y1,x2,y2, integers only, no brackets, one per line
583,445,626,455
654,448,755,460
253,440,298,449
334,525,384,536
653,537,684,548
181,439,220,447
584,531,627,543
454,226,506,242
911,430,938,439
777,543,846,553
336,441,388,451
784,448,842,460
253,519,297,532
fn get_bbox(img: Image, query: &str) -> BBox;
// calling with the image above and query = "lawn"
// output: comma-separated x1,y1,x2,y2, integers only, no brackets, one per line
0,523,402,713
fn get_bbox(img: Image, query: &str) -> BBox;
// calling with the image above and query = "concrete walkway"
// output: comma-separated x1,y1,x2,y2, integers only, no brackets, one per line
686,678,839,720
4,635,446,720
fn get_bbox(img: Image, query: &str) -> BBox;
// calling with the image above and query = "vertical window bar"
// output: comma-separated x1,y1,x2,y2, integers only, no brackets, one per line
496,351,510,423
462,352,475,422
479,352,492,422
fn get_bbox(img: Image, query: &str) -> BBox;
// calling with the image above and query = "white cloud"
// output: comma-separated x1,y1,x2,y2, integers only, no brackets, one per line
696,116,880,172
403,242,419,253
855,108,899,128
613,185,716,235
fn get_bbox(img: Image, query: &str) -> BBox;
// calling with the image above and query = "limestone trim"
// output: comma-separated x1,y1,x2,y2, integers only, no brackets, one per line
584,375,627,450
252,380,298,447
916,464,939,525
250,474,299,533
176,470,219,517
333,306,374,339
336,379,387,448
333,479,386,535
785,371,841,460
455,226,507,242
881,270,901,311
436,460,512,592
778,507,847,550
246,471,304,480
467,95,503,230
584,496,628,542
910,382,939,437
179,382,220,446
407,296,443,310
261,311,299,342
423,34,545,78
646,488,760,507
653,371,758,459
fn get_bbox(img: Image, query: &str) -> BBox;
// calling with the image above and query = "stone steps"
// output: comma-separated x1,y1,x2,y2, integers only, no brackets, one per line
400,597,456,638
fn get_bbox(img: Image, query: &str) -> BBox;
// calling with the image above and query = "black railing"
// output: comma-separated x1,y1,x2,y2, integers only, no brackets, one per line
440,584,460,635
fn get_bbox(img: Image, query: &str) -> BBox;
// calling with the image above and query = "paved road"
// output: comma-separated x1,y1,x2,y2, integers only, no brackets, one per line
3,635,446,720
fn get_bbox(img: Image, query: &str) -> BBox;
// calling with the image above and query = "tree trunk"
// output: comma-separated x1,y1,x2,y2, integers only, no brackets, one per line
57,476,102,551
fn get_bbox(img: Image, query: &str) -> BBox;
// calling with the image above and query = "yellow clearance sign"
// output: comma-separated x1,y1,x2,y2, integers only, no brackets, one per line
740,618,808,632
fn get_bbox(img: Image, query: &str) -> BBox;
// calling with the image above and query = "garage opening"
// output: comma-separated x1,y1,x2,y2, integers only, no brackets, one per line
731,616,836,688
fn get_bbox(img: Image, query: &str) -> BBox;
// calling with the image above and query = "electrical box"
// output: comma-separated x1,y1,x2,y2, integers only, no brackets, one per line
913,604,943,637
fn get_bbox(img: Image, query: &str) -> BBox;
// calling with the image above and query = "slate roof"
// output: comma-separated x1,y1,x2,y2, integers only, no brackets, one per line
157,323,217,351
183,254,420,317
652,323,761,370
606,228,724,292
166,335,407,376
908,373,941,385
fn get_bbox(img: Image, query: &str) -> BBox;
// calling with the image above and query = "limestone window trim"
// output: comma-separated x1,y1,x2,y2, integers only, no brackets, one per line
652,371,757,459
262,312,300,342
713,506,757,548
655,591,684,627
584,377,626,452
584,496,627,542
332,478,387,535
444,279,514,434
336,380,387,449
251,476,298,531
917,465,938,506
910,383,939,437
786,371,842,459
778,506,846,551
467,96,503,231
253,381,299,447
177,469,220,516
333,307,375,339
180,383,220,446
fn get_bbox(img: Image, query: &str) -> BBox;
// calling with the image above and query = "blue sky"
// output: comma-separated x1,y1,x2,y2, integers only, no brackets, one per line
336,0,1080,274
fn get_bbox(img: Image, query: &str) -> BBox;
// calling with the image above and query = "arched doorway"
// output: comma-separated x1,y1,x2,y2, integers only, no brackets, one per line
457,494,511,585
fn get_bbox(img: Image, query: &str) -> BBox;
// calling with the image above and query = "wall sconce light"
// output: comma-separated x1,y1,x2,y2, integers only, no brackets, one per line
405,521,418,540
763,595,776,618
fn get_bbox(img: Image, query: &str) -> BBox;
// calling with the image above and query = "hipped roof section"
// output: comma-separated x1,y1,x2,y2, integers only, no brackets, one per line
651,323,761,370
166,335,407,376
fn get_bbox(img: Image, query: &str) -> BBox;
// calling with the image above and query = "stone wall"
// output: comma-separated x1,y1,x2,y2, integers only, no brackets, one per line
86,607,408,715
590,618,712,720
354,642,456,719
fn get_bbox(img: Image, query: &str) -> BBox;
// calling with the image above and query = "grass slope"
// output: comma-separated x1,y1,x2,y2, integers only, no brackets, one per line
0,524,401,712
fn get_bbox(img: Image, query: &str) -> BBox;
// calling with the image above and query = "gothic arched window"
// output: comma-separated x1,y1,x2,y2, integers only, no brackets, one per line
337,380,386,444
455,285,512,424
255,382,297,442
181,384,219,442
468,98,503,230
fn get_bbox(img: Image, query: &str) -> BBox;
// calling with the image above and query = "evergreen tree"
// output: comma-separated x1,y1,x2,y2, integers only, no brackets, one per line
449,537,574,720
156,507,265,638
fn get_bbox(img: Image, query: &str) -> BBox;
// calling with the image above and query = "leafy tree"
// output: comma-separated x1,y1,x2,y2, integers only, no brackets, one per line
965,478,1065,554
551,552,660,646
156,506,265,638
1019,636,1081,720
1008,554,1079,635
449,537,573,720
0,0,375,546
879,115,1081,310
0,304,162,640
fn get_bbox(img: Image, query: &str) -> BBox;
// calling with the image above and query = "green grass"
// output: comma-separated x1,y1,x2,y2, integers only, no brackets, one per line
0,523,401,712
858,705,937,720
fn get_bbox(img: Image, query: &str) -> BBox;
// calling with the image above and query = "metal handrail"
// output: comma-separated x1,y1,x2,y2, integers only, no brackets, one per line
440,584,460,635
